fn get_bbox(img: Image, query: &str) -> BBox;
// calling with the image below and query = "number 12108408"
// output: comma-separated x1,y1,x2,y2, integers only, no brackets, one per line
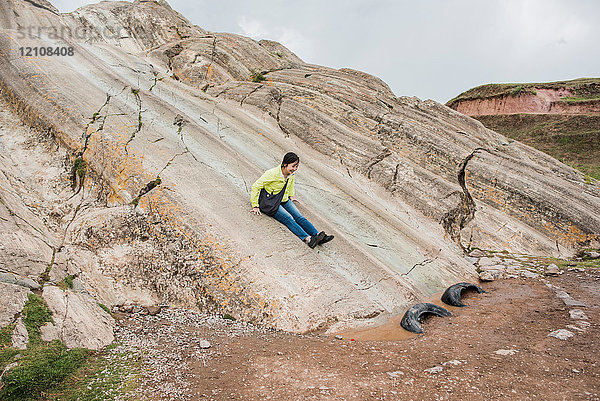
19,46,74,56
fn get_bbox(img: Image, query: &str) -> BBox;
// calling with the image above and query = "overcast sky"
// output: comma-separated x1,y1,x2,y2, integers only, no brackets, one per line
50,0,599,103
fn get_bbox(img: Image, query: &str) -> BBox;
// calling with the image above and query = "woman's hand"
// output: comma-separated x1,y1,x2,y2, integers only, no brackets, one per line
251,207,261,215
290,196,300,204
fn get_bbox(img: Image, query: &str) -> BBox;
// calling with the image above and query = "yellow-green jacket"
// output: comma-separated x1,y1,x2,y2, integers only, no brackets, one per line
250,166,295,208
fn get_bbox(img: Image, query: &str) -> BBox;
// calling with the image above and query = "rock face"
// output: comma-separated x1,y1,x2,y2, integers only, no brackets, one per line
0,283,30,327
0,0,599,334
42,285,114,350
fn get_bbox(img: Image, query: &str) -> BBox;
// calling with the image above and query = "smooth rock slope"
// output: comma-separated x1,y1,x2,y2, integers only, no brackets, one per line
1,0,599,335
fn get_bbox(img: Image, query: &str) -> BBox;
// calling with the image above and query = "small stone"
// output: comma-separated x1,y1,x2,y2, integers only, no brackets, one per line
494,349,518,356
199,340,211,349
545,264,560,275
465,256,479,265
569,309,588,320
40,322,60,342
469,249,485,258
478,257,501,267
424,366,443,374
15,276,41,291
584,251,600,259
443,360,463,366
120,304,134,313
575,320,591,329
566,325,585,333
548,329,574,340
147,306,162,316
478,271,495,282
519,270,539,279
334,335,343,340
71,278,86,293
2,361,19,374
11,317,28,350
387,370,404,378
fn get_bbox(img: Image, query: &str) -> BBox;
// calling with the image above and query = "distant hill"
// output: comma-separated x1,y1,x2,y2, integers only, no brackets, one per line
447,78,600,179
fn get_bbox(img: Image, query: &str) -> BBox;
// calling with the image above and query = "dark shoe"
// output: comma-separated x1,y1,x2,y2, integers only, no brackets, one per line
318,233,334,245
308,232,326,248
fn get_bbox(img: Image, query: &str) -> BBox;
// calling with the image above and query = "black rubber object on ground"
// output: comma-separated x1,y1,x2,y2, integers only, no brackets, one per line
441,282,487,307
400,303,452,334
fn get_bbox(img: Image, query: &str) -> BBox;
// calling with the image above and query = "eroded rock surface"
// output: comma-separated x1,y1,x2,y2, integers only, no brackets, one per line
42,285,114,350
0,282,30,327
0,0,599,334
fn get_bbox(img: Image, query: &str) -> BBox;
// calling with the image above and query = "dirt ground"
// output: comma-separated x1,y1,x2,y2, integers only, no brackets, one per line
118,270,599,401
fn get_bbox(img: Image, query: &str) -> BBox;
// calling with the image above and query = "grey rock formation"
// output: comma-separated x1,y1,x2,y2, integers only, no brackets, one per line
40,321,60,342
0,282,30,327
42,285,114,350
0,272,41,290
11,317,28,349
0,0,598,334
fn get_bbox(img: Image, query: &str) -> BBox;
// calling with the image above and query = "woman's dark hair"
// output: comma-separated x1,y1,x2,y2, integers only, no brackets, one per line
281,152,299,167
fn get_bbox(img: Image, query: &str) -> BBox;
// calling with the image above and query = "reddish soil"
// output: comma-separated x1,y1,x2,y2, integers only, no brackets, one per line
122,270,600,400
451,89,600,116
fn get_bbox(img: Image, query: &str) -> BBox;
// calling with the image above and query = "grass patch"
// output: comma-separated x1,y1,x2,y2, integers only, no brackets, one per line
22,293,53,346
1,340,88,401
560,95,600,102
0,292,140,399
1,339,143,400
510,86,523,96
57,275,74,291
0,324,15,349
71,157,86,186
46,343,143,401
0,347,20,372
98,303,111,315
473,114,600,180
250,72,266,83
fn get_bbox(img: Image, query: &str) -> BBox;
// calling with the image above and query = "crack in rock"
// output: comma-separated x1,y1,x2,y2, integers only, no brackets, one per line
240,84,263,107
402,257,437,276
81,94,111,155
125,88,143,153
441,147,489,249
201,37,217,84
364,148,392,179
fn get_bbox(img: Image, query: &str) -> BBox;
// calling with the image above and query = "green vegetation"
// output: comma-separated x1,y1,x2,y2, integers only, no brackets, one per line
1,295,140,400
71,157,87,190
1,341,88,401
40,249,56,284
22,293,53,346
58,275,75,291
509,85,523,96
446,77,600,108
0,296,91,401
471,248,600,273
474,114,600,180
222,313,236,321
0,324,15,348
560,95,600,102
251,72,266,83
98,303,111,315
46,343,143,401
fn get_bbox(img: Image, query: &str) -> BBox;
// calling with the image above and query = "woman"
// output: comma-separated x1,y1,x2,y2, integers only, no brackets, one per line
250,152,334,248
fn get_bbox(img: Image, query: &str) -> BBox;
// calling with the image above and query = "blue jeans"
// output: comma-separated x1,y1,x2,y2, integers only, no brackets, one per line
273,201,319,241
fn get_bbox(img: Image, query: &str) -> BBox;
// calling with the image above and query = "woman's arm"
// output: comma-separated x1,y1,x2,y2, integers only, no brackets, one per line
250,170,270,208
